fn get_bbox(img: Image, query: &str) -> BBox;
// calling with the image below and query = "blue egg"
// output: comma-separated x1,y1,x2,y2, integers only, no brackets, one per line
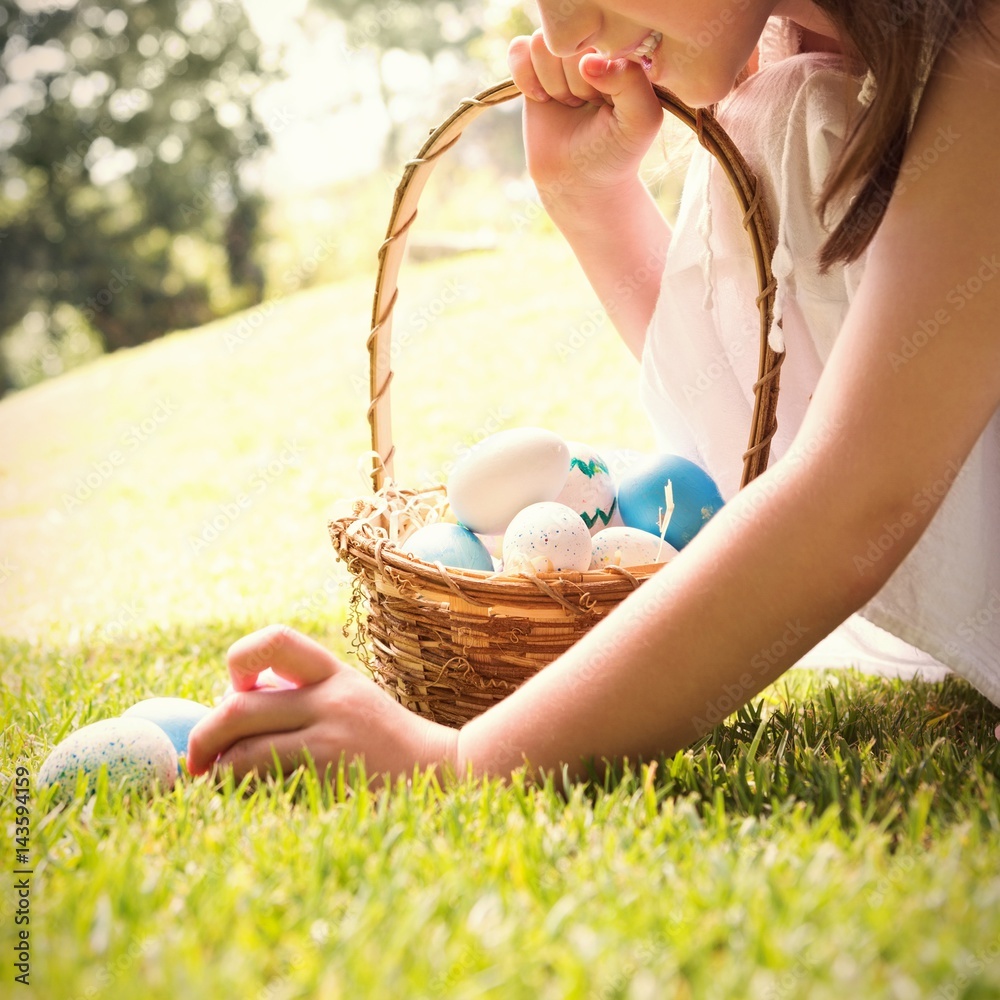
121,697,212,758
617,454,724,550
402,522,494,571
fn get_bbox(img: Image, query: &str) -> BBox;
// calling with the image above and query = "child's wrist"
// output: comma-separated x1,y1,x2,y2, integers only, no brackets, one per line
539,176,652,238
420,717,461,779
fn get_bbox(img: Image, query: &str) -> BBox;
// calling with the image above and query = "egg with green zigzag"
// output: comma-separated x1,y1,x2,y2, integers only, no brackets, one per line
555,442,618,536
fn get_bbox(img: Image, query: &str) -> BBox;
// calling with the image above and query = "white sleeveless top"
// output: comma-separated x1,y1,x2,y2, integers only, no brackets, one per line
639,19,1000,705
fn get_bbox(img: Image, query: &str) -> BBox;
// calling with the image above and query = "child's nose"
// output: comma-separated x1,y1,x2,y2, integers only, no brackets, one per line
536,0,601,57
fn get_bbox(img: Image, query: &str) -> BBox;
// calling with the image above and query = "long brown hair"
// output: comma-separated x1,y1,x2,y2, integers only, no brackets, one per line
811,0,985,268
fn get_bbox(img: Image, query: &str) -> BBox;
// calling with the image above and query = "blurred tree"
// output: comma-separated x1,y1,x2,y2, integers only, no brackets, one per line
312,0,489,168
0,0,275,393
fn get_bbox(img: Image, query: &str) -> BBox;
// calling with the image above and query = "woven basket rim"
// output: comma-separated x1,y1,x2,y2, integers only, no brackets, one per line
328,481,666,616
332,519,667,582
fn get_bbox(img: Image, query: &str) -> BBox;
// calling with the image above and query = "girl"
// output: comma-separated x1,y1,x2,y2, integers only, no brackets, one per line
188,0,1000,782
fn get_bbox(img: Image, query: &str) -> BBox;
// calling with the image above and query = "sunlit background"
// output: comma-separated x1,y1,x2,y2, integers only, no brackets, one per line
0,0,552,391
0,0,698,640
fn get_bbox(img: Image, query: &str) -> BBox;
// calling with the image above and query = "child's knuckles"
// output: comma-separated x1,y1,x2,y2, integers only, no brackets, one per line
507,34,532,62
528,28,557,64
215,690,254,730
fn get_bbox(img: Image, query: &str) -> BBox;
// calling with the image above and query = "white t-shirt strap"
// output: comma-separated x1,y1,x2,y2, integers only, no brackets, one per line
697,163,715,311
757,16,802,69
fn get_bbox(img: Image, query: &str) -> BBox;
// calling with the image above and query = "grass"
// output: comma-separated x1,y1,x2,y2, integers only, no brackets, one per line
1,224,999,998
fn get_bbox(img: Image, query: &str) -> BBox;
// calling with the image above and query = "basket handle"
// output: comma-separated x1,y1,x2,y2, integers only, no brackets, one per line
366,78,783,493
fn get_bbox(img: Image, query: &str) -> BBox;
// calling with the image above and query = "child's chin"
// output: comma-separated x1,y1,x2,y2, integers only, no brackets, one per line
660,67,736,108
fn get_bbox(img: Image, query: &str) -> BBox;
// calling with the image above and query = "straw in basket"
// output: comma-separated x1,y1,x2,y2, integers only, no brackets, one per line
329,78,783,729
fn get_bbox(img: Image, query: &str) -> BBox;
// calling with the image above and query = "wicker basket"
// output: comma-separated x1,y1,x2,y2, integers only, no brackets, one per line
329,78,783,728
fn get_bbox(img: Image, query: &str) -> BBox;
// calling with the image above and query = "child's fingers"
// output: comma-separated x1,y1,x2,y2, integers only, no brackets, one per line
578,54,663,139
186,686,314,775
508,34,550,103
226,624,340,692
564,55,605,105
253,667,298,691
528,30,588,106
511,29,602,107
212,730,319,782
216,668,298,704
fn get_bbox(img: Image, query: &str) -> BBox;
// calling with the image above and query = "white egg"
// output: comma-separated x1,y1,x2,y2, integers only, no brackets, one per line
590,527,678,569
502,501,593,573
556,442,618,535
447,427,570,535
38,717,178,799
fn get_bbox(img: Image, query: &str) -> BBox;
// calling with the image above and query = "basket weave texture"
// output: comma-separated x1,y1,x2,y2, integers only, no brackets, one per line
329,79,783,728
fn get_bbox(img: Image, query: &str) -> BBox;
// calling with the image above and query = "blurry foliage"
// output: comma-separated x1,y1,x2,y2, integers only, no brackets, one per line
230,0,545,303
0,0,276,394
261,0,547,302
311,0,532,170
257,155,550,302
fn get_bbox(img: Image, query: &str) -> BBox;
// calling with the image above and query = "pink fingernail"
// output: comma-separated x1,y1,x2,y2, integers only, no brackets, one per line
583,55,613,76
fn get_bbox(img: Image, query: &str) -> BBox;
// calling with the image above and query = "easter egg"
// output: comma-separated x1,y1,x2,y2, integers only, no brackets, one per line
402,522,494,572
604,449,655,527
447,427,571,535
617,454,724,550
591,527,678,569
38,718,178,799
502,501,593,573
476,532,504,559
122,697,212,758
556,442,618,535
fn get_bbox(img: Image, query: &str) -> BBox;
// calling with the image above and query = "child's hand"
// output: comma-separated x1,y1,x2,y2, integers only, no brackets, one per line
186,625,458,785
507,29,664,207
217,667,297,701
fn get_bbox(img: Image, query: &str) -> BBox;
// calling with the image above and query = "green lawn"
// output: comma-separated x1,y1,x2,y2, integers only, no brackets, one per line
2,231,999,999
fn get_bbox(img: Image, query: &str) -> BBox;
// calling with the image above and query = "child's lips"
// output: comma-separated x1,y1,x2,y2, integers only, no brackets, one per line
628,30,663,68
601,30,663,64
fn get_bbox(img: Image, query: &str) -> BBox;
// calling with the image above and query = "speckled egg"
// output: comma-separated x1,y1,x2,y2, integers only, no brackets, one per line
447,427,571,535
590,527,678,569
38,718,178,799
122,697,213,758
556,442,618,535
617,453,725,550
502,501,593,573
402,522,494,572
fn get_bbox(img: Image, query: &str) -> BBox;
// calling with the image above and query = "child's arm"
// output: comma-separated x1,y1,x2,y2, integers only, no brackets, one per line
458,21,1000,775
187,12,1000,784
508,32,670,360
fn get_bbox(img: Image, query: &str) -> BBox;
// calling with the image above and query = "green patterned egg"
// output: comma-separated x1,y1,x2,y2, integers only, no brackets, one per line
38,717,178,799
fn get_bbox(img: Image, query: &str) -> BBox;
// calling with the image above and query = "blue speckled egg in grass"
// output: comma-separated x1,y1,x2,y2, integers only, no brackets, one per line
38,717,178,799
402,522,495,572
617,454,725,550
122,697,212,759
